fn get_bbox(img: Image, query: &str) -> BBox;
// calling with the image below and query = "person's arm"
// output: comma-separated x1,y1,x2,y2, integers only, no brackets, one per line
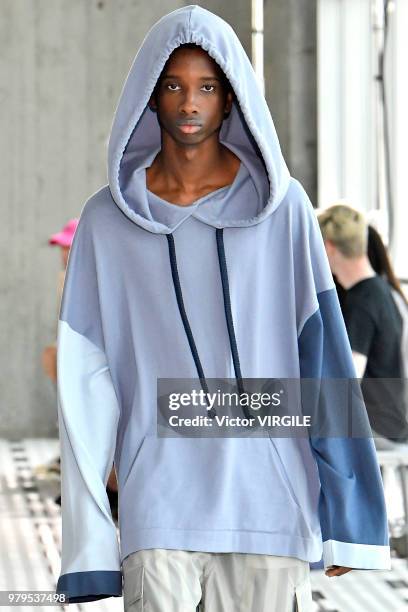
352,351,368,378
294,182,390,573
41,343,57,383
55,203,122,603
343,302,375,380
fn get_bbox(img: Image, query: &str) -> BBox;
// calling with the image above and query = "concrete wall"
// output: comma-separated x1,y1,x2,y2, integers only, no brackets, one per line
0,1,251,438
0,1,316,438
264,0,318,204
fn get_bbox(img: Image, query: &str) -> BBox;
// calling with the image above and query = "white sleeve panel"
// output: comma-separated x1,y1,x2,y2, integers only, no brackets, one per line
57,319,121,576
323,539,391,571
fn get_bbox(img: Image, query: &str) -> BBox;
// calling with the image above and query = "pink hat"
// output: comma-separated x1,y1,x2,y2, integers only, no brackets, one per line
49,218,79,247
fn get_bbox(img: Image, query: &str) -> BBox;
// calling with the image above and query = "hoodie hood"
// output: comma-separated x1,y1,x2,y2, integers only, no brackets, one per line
107,5,291,234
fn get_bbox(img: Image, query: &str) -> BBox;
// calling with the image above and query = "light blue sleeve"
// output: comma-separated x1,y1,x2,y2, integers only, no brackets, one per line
55,213,123,603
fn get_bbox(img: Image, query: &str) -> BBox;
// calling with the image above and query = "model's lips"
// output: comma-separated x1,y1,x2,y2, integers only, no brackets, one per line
177,124,202,134
176,119,203,134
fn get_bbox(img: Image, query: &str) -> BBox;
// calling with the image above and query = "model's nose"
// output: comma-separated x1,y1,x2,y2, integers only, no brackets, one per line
179,89,199,115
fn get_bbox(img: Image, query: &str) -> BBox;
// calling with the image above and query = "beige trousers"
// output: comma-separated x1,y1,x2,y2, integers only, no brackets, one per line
122,548,314,612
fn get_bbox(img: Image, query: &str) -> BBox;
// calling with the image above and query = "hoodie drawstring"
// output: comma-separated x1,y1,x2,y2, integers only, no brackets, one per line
215,228,245,396
166,229,248,421
166,233,216,418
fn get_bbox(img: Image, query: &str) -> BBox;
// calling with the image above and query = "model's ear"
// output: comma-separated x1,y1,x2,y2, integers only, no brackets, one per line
148,92,157,113
224,91,233,118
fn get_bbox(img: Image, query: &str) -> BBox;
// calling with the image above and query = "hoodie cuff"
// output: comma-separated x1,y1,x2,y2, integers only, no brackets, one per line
56,570,122,603
323,540,391,570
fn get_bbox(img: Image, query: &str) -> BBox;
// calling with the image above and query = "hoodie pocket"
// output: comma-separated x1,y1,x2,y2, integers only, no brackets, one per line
268,436,302,512
121,434,150,491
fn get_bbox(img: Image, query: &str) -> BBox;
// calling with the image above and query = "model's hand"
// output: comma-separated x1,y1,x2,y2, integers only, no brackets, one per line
325,565,352,577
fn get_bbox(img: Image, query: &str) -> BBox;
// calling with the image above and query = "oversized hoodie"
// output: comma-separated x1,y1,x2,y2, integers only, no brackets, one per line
55,5,390,604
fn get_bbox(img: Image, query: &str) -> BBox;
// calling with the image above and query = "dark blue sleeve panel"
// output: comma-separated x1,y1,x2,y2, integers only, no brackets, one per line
56,570,122,604
298,287,390,569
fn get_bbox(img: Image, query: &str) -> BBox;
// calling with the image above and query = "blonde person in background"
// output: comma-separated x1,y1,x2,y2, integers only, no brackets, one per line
318,204,408,445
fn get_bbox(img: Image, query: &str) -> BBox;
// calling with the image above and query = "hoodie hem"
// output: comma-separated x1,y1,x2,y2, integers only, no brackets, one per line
120,527,323,565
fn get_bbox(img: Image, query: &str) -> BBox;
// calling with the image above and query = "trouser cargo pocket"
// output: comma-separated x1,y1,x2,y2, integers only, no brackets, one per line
293,576,314,612
123,559,144,611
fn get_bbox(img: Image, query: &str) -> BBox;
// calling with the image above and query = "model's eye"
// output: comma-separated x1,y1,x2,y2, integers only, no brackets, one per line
201,84,215,92
166,83,181,91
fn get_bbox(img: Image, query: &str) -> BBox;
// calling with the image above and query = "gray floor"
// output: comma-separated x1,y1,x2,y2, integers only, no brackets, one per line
0,439,123,612
1,438,408,612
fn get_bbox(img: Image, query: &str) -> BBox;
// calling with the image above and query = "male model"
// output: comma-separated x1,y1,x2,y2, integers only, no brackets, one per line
56,6,390,610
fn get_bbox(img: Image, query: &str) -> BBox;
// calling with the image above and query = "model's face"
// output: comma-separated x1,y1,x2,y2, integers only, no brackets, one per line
149,46,233,146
